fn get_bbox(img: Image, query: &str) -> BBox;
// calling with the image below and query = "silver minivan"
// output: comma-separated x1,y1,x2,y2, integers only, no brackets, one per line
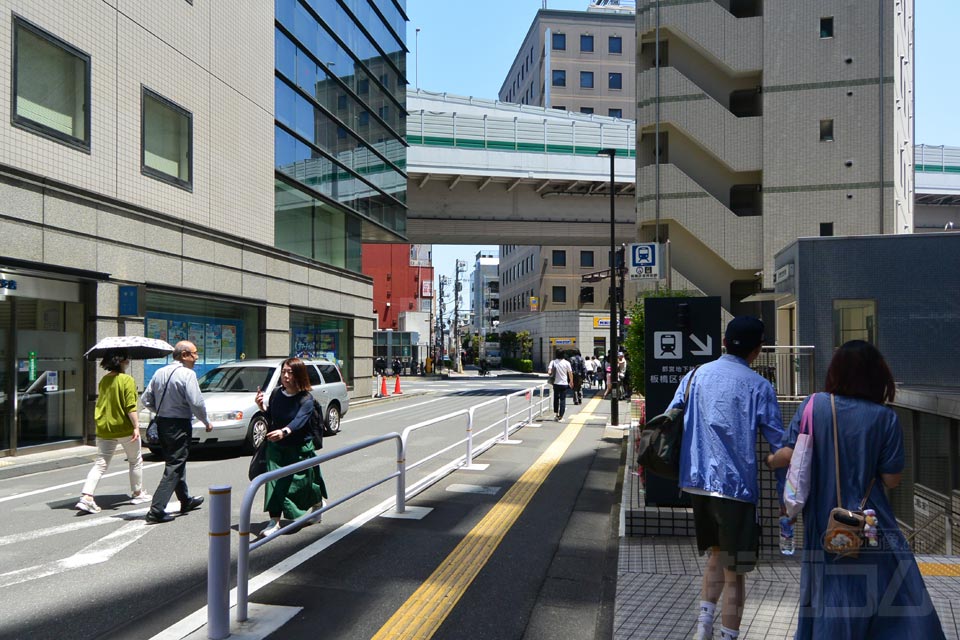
139,358,349,453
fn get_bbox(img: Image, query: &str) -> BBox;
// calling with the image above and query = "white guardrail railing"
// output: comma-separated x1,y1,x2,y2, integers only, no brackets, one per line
208,382,552,636
408,108,636,157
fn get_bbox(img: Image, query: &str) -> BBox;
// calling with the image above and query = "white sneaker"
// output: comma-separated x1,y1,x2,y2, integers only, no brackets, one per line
259,518,281,538
693,622,713,640
130,491,152,505
76,497,101,514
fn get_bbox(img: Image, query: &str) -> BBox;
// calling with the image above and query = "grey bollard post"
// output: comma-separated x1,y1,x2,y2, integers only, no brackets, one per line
208,485,232,640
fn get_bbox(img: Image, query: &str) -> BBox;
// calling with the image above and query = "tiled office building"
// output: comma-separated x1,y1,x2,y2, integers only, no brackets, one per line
497,3,636,365
635,0,914,311
0,0,407,456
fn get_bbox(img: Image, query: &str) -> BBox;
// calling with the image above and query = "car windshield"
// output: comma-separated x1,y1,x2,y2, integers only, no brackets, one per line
197,366,274,393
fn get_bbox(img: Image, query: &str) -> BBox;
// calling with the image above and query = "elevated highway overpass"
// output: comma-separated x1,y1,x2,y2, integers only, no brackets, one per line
405,90,637,246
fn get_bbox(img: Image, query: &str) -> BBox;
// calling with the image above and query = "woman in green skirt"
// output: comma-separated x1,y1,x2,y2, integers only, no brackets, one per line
254,357,327,537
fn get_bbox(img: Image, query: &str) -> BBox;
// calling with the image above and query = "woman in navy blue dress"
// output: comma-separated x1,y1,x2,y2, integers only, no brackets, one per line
771,341,945,639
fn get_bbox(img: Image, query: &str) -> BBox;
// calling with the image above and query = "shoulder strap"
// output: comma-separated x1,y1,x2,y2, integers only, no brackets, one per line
154,369,174,416
682,367,698,404
831,393,842,509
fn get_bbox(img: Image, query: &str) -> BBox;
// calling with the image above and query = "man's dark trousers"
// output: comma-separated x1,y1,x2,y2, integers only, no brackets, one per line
149,417,192,515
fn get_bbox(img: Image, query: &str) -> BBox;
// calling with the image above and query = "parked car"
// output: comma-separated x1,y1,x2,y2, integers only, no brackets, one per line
138,358,349,454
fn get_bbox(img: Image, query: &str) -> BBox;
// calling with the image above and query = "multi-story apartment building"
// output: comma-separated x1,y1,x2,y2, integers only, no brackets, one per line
635,0,914,319
468,251,499,337
0,0,407,456
497,2,636,365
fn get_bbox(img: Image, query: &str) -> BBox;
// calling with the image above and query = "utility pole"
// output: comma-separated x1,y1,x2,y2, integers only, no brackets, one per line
438,276,447,371
453,260,465,373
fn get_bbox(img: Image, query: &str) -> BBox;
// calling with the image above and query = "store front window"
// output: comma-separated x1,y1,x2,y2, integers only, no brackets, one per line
1,274,86,454
144,291,262,382
290,311,353,384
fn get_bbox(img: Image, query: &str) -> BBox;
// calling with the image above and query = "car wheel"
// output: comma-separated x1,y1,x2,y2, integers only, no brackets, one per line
245,414,269,453
325,403,341,434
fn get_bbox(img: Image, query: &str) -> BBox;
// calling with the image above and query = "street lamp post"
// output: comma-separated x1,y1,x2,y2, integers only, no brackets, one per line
597,148,619,427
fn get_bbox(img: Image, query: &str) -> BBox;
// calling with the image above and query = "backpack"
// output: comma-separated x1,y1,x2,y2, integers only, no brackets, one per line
636,368,697,479
570,355,586,376
307,396,338,447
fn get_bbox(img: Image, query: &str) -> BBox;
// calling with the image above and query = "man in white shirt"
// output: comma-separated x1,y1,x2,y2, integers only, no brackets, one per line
546,352,574,421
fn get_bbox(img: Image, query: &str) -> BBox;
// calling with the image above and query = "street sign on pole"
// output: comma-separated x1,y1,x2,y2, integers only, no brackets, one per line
629,243,660,280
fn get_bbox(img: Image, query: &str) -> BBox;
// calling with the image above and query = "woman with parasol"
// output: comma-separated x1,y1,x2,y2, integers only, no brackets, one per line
76,349,151,513
75,336,173,513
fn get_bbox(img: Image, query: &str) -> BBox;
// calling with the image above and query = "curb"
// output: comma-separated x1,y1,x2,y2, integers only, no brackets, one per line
0,448,99,481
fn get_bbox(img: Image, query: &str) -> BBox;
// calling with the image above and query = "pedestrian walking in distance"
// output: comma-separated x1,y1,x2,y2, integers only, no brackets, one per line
140,341,211,524
547,351,573,421
75,350,151,513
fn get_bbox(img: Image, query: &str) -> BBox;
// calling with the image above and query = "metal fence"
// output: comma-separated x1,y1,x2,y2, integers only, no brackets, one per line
226,382,553,628
751,346,816,398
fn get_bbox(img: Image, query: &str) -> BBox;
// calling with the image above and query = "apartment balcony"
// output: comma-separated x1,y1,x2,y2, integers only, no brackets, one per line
638,68,761,173
638,1,762,74
638,163,761,271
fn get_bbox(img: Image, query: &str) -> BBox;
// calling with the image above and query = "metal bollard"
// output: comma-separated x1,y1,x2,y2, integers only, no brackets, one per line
207,485,232,640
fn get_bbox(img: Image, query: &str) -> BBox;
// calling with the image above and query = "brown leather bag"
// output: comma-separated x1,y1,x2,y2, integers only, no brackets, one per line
822,394,875,559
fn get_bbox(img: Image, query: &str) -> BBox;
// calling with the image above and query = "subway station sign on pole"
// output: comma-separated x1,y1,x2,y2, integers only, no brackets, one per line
629,242,660,280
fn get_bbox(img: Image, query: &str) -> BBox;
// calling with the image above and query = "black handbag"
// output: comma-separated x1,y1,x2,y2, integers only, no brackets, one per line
636,368,697,479
145,374,173,446
248,440,268,480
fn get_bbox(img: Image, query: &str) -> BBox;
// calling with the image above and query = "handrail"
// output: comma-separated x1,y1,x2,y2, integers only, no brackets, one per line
236,432,403,622
232,382,553,625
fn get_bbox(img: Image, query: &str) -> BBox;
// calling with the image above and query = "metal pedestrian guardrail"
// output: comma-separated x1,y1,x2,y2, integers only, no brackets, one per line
211,382,553,636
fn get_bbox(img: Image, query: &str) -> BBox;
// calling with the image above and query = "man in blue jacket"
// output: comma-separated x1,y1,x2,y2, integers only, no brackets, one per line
668,317,787,640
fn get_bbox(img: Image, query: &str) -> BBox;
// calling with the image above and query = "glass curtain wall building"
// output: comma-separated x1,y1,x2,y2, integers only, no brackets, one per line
274,0,409,273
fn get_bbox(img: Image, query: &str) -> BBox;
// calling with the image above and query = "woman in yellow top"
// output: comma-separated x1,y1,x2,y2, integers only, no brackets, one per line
75,350,151,513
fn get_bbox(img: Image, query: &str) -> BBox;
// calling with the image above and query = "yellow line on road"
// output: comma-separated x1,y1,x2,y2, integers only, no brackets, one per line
918,562,960,577
371,397,602,640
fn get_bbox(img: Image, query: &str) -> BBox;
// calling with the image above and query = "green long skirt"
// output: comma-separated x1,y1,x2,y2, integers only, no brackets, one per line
264,440,328,519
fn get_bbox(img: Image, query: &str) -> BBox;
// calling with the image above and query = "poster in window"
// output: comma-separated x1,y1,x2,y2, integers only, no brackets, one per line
205,324,222,364
221,325,237,361
146,318,169,365
189,323,205,360
168,321,189,345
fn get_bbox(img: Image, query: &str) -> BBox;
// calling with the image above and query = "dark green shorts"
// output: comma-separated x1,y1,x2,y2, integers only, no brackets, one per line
689,493,759,574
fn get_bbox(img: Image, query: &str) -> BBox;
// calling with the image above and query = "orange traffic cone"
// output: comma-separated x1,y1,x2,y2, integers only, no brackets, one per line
393,374,403,395
379,375,389,397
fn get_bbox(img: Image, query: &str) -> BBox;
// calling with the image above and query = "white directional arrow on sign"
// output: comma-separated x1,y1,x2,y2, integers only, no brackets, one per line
689,334,713,356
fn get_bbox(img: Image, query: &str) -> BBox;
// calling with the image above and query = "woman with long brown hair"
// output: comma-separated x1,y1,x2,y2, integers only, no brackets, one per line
253,357,327,537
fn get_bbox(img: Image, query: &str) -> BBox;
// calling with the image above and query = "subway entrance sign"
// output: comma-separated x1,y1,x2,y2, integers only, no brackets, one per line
643,296,721,506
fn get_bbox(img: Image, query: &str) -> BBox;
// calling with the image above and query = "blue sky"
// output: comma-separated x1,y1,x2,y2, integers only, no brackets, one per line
406,0,957,295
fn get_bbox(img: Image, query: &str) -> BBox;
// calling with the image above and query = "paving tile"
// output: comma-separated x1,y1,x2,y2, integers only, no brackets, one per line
615,535,960,639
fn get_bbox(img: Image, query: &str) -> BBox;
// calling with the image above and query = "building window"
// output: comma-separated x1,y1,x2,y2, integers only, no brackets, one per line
833,299,876,347
552,69,566,87
552,32,566,50
820,222,834,236
820,17,834,38
552,286,567,304
609,35,622,54
12,17,91,150
580,250,595,267
608,72,622,90
552,249,566,267
580,71,594,89
580,107,594,115
553,105,566,111
141,87,193,189
608,108,623,118
820,119,834,141
580,34,594,52
579,287,595,304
